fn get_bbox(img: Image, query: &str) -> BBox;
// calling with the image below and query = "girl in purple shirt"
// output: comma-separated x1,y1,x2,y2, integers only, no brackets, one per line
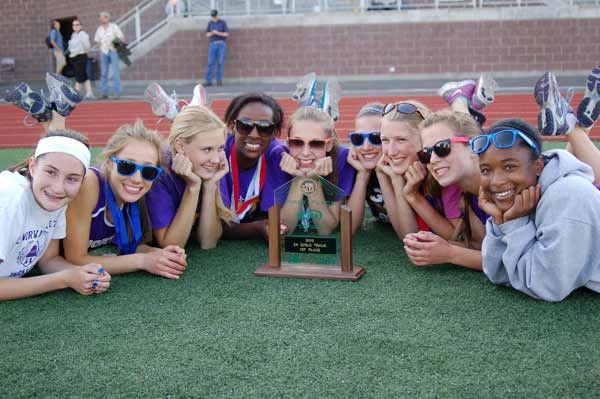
219,93,291,240
279,107,356,235
63,120,188,280
145,105,233,249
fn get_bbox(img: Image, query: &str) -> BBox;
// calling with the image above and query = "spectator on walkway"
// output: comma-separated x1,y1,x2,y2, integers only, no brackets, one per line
203,10,228,87
94,11,124,99
165,0,185,18
68,19,94,99
49,20,66,74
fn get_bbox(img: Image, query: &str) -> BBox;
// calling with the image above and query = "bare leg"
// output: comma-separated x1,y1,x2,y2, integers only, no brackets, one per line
41,111,66,133
75,82,82,92
566,124,600,184
84,80,93,97
450,97,470,115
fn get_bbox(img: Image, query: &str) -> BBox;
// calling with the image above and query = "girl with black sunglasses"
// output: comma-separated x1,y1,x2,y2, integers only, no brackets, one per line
219,93,291,240
476,119,600,301
279,106,356,235
63,120,189,280
403,110,487,271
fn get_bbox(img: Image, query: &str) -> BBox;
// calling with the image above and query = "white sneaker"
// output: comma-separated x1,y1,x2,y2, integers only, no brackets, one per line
189,83,208,107
144,82,178,120
292,72,318,106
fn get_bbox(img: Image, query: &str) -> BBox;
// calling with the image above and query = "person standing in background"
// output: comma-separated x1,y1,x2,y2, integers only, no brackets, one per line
68,19,94,100
94,12,124,100
165,0,186,18
49,20,66,75
203,10,228,87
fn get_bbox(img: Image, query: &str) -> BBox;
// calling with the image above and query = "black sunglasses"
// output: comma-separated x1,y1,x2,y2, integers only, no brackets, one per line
234,119,276,137
382,102,426,119
416,137,470,164
349,131,381,147
111,156,162,182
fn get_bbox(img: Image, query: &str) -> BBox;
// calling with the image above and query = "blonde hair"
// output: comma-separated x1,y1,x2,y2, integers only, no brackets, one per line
168,105,234,223
419,109,482,246
287,106,340,186
100,119,164,243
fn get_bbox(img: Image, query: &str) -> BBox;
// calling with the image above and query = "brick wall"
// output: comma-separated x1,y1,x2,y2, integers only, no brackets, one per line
0,0,137,81
122,18,600,81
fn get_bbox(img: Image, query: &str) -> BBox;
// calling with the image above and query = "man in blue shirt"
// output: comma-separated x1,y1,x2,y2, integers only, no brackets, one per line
204,10,229,87
50,20,66,74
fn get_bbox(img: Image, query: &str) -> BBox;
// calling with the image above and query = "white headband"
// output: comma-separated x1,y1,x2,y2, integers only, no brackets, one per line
35,136,91,169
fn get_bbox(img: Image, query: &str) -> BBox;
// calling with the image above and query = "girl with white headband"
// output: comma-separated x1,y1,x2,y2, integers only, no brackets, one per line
0,130,111,300
63,120,188,280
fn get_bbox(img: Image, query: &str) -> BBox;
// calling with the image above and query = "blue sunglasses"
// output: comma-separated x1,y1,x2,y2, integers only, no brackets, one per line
349,131,382,147
470,129,541,156
110,156,163,182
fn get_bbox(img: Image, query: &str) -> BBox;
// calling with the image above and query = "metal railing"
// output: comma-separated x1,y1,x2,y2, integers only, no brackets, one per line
115,0,170,49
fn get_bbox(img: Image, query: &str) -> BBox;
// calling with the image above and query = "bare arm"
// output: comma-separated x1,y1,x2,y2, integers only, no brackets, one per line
280,177,304,233
405,193,457,240
347,171,370,235
197,181,223,249
222,219,268,240
388,175,419,239
306,180,340,235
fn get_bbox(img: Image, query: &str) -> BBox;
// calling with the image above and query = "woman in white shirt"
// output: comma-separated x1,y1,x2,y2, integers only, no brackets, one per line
0,129,111,300
68,19,94,99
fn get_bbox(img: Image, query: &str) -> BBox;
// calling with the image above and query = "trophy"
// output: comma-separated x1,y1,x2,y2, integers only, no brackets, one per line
254,175,365,281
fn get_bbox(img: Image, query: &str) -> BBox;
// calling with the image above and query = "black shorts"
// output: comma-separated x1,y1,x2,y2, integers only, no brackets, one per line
70,53,88,83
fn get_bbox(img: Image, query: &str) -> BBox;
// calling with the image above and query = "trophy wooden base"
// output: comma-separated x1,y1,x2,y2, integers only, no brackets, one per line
254,205,365,282
254,263,365,281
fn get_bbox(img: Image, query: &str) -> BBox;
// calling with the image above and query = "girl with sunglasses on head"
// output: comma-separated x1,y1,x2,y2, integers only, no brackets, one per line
474,119,600,301
63,120,188,280
279,106,356,235
220,93,290,240
403,110,487,270
1,129,111,300
145,105,233,249
377,101,462,240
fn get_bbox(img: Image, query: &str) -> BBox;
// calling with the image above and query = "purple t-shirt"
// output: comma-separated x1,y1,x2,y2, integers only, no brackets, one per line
220,135,291,223
334,146,357,199
146,150,188,230
88,168,116,249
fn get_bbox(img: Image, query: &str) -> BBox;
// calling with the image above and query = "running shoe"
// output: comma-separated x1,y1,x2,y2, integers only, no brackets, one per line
189,83,208,107
577,65,600,128
45,72,82,117
320,79,341,122
438,79,476,106
144,82,179,120
292,72,318,106
471,74,497,111
4,82,53,122
534,72,575,135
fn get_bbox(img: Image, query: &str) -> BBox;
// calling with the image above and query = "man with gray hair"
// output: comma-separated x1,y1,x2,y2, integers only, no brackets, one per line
94,11,125,99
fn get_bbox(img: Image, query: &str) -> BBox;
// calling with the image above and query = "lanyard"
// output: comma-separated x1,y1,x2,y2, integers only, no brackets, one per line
104,181,142,254
229,141,267,221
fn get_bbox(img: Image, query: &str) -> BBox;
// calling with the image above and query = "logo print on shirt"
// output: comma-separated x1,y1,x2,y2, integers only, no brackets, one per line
16,230,49,269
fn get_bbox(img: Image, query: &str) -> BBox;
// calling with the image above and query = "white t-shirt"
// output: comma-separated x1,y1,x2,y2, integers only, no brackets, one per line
0,171,67,278
94,23,124,54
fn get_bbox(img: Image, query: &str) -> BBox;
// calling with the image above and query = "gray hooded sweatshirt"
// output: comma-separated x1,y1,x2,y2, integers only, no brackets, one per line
482,149,600,302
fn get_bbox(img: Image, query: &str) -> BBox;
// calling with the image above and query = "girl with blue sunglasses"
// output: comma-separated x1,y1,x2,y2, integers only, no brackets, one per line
63,120,188,280
477,119,600,301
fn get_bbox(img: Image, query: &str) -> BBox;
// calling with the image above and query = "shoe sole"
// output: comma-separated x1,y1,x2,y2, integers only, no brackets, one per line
5,82,52,121
46,73,82,107
292,72,317,106
577,66,600,128
537,72,569,135
190,84,208,107
472,74,497,109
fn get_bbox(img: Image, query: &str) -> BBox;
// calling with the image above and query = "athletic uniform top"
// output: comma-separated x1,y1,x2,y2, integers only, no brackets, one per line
0,171,66,278
87,168,116,249
146,148,190,231
220,135,291,223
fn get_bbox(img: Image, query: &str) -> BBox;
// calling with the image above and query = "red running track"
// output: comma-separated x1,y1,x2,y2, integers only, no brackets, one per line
1,94,597,149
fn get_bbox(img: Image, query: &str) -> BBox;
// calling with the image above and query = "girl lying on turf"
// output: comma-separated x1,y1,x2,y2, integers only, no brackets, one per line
219,93,291,240
145,105,233,249
475,119,600,301
0,118,111,300
63,120,188,280
376,101,463,240
279,106,356,235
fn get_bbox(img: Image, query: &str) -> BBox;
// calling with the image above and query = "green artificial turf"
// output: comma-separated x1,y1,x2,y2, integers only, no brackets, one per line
1,146,599,398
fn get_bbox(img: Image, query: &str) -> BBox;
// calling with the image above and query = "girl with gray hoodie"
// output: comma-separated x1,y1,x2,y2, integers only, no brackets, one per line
473,119,600,302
